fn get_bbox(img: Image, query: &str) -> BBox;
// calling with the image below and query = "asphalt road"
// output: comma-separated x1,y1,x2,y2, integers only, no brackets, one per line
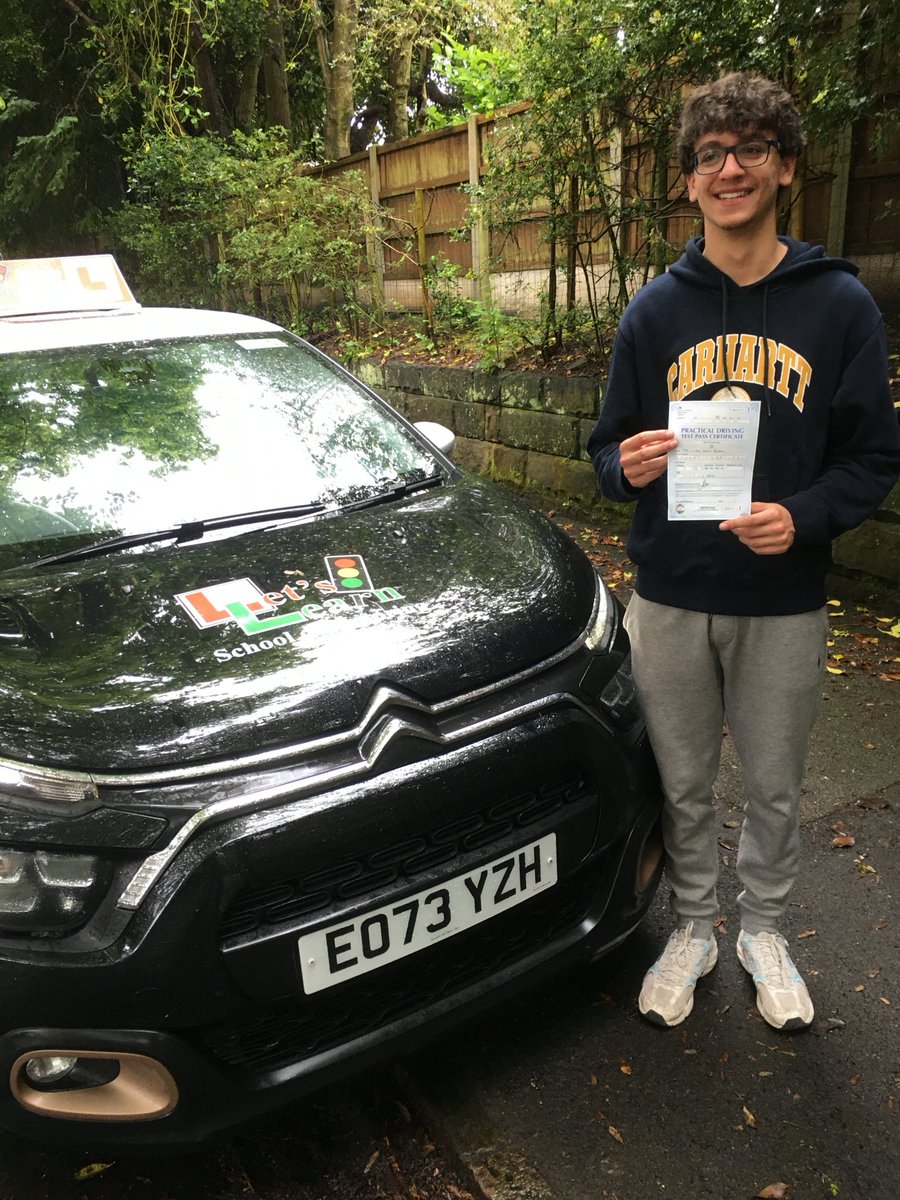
408,793,899,1200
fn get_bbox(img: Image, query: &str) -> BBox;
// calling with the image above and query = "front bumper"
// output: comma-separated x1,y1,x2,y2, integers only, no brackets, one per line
0,700,662,1149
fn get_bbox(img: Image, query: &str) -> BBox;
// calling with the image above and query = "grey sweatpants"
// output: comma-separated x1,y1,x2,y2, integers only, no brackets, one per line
624,594,829,938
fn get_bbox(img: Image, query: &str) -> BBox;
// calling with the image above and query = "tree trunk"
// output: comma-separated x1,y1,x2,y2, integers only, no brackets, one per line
323,0,358,159
385,39,414,142
264,0,292,133
189,20,232,136
235,56,261,131
650,138,670,276
566,175,579,311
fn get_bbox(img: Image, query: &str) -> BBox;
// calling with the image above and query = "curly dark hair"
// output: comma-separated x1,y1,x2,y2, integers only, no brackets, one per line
677,72,806,175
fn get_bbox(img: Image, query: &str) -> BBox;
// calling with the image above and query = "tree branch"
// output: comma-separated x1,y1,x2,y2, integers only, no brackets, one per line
58,0,143,88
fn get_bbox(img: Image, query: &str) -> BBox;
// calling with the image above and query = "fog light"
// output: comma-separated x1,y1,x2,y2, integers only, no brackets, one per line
22,1054,120,1093
0,848,110,936
13,1050,178,1120
24,1055,77,1086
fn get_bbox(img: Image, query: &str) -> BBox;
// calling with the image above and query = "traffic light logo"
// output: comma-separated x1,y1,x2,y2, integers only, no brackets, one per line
325,554,375,594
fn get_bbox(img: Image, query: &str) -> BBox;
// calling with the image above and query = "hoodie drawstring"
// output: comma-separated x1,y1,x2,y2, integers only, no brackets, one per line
720,276,773,416
761,284,771,416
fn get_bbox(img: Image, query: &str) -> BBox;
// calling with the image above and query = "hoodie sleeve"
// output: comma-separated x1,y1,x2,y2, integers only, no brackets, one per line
781,317,900,543
586,319,644,503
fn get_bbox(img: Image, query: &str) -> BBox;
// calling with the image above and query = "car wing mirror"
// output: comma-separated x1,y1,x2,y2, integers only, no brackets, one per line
413,421,455,458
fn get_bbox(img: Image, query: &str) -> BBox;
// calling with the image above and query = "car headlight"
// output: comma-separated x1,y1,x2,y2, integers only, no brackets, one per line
0,762,97,810
583,573,616,653
579,574,641,728
0,848,111,936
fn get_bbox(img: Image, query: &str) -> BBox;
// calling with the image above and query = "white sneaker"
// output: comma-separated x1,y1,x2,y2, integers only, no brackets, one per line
639,923,718,1027
737,930,814,1031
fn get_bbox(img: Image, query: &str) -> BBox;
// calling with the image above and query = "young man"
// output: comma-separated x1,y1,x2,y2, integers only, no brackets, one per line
587,72,900,1031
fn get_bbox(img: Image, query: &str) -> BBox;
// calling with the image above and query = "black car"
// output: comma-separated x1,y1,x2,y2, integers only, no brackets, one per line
0,256,662,1148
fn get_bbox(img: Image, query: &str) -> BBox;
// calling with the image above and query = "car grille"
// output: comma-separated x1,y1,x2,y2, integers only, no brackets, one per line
218,767,591,941
200,866,599,1073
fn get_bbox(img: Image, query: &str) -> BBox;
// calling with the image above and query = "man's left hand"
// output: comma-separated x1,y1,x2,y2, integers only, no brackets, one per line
719,502,795,555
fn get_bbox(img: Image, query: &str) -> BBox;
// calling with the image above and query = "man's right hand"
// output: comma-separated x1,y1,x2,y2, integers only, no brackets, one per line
619,429,678,487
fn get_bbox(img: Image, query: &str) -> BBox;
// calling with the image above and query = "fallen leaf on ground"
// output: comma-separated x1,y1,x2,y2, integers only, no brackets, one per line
857,795,890,809
74,1164,114,1181
742,1105,757,1128
756,1184,790,1199
850,1073,862,1085
607,1124,624,1143
619,1061,632,1075
832,834,856,848
797,929,817,939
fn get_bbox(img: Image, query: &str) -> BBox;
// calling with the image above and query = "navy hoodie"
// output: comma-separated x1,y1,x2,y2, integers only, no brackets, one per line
587,236,900,616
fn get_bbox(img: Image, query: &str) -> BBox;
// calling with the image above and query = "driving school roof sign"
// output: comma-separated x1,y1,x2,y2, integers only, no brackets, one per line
0,255,138,318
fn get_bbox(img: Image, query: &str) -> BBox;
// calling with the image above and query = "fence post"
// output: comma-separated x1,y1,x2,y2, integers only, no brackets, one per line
366,144,386,319
826,0,860,258
468,114,492,307
826,125,852,257
414,187,435,335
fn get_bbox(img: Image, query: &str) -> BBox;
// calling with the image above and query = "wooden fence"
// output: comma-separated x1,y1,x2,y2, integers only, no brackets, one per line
315,95,900,314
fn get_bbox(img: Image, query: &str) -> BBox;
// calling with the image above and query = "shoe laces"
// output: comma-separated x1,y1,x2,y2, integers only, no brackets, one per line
656,925,709,986
747,932,794,988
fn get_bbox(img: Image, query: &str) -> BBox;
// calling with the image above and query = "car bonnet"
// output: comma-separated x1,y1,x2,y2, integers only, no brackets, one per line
0,476,598,771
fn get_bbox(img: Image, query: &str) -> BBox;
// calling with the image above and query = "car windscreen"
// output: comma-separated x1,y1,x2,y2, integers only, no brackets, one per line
0,333,442,556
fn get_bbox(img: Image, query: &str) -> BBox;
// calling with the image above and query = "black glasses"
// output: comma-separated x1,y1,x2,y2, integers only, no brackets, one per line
691,139,781,174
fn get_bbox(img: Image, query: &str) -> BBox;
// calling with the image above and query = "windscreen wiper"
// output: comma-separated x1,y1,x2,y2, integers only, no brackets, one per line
337,473,444,514
17,504,329,570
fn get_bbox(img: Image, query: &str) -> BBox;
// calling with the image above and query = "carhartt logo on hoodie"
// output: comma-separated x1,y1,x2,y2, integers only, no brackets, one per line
666,334,812,411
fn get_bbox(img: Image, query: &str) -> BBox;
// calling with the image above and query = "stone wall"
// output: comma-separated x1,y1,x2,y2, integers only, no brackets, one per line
354,359,900,590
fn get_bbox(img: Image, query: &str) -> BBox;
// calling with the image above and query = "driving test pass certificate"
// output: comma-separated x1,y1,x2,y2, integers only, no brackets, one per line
667,397,761,521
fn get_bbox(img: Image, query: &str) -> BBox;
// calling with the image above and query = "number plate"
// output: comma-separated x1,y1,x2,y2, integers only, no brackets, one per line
298,833,557,994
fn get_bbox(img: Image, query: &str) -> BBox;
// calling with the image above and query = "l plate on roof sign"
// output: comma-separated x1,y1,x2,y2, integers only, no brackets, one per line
0,255,138,318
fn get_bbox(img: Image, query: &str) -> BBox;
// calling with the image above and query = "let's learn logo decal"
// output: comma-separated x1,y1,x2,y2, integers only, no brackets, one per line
175,555,403,664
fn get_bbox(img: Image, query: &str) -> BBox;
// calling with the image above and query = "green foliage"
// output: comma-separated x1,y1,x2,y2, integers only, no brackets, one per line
418,256,529,369
424,35,522,129
112,129,375,331
0,1,125,254
108,135,232,308
467,304,529,373
426,255,477,333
